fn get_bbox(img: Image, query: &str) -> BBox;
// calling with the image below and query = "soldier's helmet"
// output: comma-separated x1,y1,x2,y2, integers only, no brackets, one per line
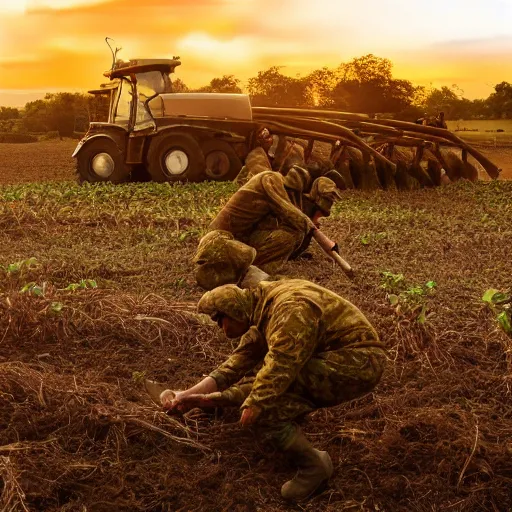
305,177,343,216
283,165,312,193
197,284,253,324
192,230,257,291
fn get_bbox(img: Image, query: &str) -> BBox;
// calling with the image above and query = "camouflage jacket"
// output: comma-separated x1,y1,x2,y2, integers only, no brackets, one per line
209,171,315,238
209,279,382,411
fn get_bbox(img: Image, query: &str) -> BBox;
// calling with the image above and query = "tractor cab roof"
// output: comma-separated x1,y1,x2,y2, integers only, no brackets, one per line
103,59,181,79
88,80,121,95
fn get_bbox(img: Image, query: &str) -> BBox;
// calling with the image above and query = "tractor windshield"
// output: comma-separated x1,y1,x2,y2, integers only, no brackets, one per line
111,71,172,130
132,71,171,131
113,79,133,127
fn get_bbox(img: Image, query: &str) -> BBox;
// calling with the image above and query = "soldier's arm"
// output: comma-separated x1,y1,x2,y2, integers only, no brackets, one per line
242,299,320,410
260,174,315,233
209,326,267,390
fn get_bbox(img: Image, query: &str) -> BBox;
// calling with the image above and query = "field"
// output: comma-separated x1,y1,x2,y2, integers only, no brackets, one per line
447,120,512,148
0,140,511,511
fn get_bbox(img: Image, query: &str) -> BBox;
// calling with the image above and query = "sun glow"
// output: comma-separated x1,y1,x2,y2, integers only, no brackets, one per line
0,0,27,14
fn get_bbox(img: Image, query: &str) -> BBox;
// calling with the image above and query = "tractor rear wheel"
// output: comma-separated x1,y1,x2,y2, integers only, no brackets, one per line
146,133,205,183
76,138,130,184
202,139,243,181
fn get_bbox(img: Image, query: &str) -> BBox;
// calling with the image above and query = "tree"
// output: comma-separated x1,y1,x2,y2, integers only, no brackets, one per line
247,67,311,107
486,82,512,119
423,86,461,117
303,67,339,108
0,106,20,120
330,55,417,114
22,99,49,133
172,78,189,93
196,75,242,94
22,93,90,136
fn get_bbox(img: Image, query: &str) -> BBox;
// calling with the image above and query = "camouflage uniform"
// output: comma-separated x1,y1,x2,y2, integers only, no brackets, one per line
198,280,387,449
282,165,312,211
271,137,306,174
192,230,258,290
236,147,273,186
209,171,316,273
289,176,343,260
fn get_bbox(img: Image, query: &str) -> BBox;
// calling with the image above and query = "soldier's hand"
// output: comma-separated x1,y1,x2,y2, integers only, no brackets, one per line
240,405,262,427
166,393,216,413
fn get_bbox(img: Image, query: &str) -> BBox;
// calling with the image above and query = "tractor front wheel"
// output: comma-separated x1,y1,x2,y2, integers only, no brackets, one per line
76,138,130,184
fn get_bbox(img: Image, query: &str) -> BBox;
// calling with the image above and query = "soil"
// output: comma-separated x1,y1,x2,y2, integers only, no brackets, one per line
0,140,511,511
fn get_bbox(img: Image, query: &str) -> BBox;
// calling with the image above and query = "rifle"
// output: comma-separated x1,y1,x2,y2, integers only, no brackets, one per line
312,228,354,279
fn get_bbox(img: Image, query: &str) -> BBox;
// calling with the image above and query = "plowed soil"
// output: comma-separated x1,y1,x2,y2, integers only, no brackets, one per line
0,142,511,512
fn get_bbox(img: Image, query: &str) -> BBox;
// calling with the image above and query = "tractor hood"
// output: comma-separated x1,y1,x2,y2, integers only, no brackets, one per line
150,93,253,121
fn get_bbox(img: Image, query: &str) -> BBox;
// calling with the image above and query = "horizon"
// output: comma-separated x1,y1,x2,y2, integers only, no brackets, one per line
0,0,511,108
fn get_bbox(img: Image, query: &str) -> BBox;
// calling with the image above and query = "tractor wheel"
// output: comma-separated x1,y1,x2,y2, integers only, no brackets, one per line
75,138,130,184
201,139,243,181
146,133,205,183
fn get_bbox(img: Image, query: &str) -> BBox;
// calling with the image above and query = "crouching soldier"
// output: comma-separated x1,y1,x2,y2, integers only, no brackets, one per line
151,280,387,501
206,169,341,274
193,230,271,290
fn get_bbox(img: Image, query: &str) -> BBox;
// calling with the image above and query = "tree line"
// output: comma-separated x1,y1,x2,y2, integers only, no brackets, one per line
1,54,512,137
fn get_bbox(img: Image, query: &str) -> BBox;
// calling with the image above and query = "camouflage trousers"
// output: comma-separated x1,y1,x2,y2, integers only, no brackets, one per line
240,226,305,274
209,345,387,449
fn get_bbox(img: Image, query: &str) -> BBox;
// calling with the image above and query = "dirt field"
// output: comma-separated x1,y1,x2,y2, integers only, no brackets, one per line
0,138,511,184
0,141,511,511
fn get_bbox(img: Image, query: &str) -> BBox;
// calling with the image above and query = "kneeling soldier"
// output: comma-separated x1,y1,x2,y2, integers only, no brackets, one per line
150,280,386,501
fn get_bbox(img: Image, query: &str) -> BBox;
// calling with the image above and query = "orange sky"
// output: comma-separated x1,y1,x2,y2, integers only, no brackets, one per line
0,0,511,106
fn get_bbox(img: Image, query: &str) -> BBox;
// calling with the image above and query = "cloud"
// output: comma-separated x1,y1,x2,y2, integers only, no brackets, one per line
0,0,511,101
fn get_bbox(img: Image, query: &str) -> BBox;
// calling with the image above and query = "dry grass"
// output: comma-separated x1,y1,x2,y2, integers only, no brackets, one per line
0,176,511,511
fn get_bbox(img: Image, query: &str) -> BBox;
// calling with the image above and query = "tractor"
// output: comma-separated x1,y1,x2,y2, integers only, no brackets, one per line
74,55,501,188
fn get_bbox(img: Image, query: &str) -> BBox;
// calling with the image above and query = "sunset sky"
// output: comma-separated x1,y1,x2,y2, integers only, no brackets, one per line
0,0,511,107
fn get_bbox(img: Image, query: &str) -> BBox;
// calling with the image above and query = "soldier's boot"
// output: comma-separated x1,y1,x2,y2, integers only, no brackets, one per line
281,429,333,502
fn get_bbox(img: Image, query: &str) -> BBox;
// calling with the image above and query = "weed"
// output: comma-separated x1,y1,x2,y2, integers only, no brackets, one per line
482,288,512,337
64,279,98,291
381,271,437,323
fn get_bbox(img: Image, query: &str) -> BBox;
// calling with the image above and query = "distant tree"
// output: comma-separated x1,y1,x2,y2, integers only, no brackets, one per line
247,66,311,107
330,55,418,113
486,81,512,119
303,67,339,108
423,86,461,117
0,106,20,120
196,75,242,94
470,98,490,119
22,93,89,136
172,78,189,93
22,99,49,133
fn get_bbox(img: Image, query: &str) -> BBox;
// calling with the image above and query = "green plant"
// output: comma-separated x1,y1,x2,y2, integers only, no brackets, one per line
381,271,437,324
3,257,39,274
20,282,45,297
132,371,146,385
482,289,512,337
65,279,98,291
360,232,387,245
49,302,64,314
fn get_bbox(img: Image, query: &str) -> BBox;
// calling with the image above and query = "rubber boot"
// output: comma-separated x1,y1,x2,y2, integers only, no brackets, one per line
281,429,333,502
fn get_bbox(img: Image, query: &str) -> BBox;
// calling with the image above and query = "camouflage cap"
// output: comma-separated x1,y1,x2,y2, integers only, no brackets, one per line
193,230,257,290
305,176,342,216
197,284,253,324
283,165,312,193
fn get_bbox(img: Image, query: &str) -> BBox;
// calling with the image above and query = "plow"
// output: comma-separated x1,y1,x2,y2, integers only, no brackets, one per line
251,107,501,190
